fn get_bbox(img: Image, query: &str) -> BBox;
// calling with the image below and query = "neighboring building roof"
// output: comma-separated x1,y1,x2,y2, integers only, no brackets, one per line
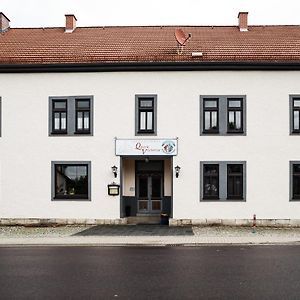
1,25,300,65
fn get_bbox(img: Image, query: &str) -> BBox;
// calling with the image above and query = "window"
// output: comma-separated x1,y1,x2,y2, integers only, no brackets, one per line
292,164,300,199
203,99,219,133
52,100,67,133
75,99,91,133
201,161,246,201
138,98,154,133
290,96,300,134
49,96,93,136
227,99,243,133
0,97,2,137
203,164,219,199
200,96,246,135
290,162,300,200
227,164,243,199
135,95,157,135
52,161,91,200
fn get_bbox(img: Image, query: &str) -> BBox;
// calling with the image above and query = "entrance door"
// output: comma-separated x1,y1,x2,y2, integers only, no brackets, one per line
137,174,162,214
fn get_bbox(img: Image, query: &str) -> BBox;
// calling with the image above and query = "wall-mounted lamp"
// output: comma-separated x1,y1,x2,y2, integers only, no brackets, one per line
175,165,181,178
111,165,118,178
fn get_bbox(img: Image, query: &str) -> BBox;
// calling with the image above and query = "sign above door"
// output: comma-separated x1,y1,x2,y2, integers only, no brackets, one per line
115,138,178,156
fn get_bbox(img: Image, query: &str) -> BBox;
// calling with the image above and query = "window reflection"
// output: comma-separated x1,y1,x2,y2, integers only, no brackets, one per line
55,165,88,199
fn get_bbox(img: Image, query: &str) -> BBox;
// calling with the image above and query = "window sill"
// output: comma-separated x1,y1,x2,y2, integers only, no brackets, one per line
201,132,246,136
202,197,219,201
227,131,244,134
51,131,68,135
50,132,93,136
201,199,246,202
74,131,91,135
137,131,155,134
53,197,90,201
135,132,157,136
202,131,220,134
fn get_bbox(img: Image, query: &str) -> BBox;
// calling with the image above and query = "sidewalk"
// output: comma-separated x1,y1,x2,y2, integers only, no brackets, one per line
0,225,300,246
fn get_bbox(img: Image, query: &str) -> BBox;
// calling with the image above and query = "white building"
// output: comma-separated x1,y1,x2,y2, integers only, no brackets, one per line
0,12,300,226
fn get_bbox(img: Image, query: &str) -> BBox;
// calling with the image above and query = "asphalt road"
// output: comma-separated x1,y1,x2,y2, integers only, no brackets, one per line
0,246,299,300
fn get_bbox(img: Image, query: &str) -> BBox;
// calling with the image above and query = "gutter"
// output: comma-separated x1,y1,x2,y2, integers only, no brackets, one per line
1,61,300,73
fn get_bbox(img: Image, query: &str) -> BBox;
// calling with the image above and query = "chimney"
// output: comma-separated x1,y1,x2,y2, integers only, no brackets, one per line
238,12,248,32
0,12,10,33
65,14,77,33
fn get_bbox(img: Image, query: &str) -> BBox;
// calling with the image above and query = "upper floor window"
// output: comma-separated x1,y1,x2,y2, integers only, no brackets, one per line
290,96,300,134
227,99,243,133
135,95,157,135
203,99,219,133
75,99,91,133
52,100,67,134
200,95,246,135
49,96,93,136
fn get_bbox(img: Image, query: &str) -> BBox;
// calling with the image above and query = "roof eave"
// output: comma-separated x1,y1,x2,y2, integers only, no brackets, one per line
1,61,300,73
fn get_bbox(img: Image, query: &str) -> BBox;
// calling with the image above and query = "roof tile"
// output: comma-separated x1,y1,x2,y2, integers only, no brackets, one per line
1,25,300,64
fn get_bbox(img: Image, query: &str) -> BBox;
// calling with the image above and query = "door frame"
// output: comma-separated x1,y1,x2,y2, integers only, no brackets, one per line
135,160,164,215
120,156,173,218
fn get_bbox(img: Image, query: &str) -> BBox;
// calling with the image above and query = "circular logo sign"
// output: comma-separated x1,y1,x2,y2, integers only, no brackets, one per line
161,140,176,154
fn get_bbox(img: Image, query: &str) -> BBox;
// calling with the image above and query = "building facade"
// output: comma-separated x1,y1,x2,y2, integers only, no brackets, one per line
1,12,300,225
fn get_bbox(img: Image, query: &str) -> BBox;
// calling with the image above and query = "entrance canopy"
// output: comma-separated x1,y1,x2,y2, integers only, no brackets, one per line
115,139,178,156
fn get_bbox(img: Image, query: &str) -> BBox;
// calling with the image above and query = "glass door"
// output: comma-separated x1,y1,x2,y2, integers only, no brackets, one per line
137,174,162,214
150,175,162,212
137,175,149,212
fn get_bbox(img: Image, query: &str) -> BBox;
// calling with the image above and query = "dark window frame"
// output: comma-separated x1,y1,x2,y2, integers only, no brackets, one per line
203,98,219,134
52,99,68,134
138,98,154,134
200,95,246,136
49,96,93,136
290,161,300,201
51,161,91,201
135,95,157,136
0,97,2,137
227,98,243,133
200,161,246,202
292,97,300,134
75,99,91,134
203,164,219,200
227,164,243,200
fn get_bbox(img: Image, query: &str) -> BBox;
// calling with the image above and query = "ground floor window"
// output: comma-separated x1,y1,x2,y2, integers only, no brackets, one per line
52,161,91,200
201,161,246,201
203,164,219,199
291,162,300,200
227,164,243,199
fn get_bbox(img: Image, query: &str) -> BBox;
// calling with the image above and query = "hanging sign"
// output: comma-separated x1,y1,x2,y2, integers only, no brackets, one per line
115,139,178,156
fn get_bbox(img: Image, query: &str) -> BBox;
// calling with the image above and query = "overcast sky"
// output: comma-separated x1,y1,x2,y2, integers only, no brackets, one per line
1,0,300,28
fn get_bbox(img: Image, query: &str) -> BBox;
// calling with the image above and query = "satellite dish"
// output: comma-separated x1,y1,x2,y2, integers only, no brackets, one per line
175,29,191,46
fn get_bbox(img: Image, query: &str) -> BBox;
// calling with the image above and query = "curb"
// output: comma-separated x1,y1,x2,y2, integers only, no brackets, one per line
0,241,300,247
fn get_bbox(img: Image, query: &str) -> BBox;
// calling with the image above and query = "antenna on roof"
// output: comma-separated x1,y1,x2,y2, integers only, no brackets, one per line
175,29,191,55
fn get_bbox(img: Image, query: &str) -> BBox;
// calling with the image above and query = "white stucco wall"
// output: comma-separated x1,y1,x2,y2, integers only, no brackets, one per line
0,70,300,220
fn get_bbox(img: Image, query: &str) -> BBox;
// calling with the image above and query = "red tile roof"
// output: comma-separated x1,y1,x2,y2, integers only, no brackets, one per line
1,25,300,65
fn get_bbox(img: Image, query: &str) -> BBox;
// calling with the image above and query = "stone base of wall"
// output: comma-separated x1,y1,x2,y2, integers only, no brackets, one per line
1,218,300,227
0,218,128,226
169,218,300,227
